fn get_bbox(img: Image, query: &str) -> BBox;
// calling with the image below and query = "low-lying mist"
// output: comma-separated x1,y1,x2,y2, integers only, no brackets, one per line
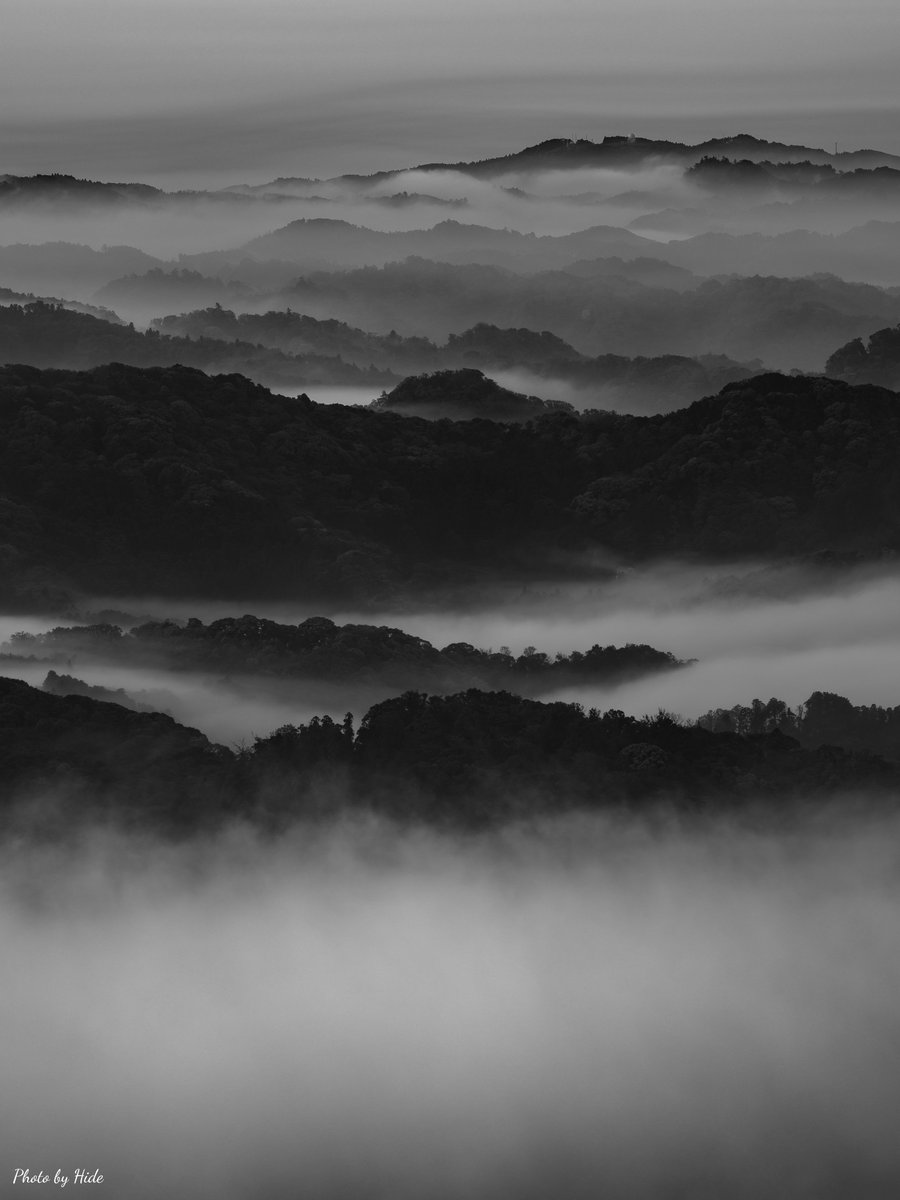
4,811,900,1198
0,657,383,748
5,160,900,281
5,559,899,744
0,204,300,264
489,368,691,415
275,376,685,419
332,560,900,716
0,163,691,261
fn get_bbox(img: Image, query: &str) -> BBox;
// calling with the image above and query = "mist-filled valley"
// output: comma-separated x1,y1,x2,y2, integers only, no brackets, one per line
4,127,900,1197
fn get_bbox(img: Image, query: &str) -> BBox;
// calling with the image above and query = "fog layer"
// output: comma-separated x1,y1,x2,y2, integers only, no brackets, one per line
3,814,900,1199
334,562,900,716
1,561,894,747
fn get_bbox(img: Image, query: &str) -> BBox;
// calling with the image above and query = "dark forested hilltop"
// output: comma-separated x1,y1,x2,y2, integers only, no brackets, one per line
826,323,900,390
0,676,232,830
401,135,900,178
1,363,899,608
8,614,683,697
371,369,576,421
0,677,896,833
700,691,900,763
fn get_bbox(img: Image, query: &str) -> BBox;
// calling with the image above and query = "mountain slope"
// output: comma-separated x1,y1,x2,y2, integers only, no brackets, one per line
1,364,899,607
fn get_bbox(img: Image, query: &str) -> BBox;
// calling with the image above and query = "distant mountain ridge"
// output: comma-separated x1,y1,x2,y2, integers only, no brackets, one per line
178,216,900,288
152,308,756,408
265,258,900,369
0,301,393,388
228,218,656,272
351,135,900,183
3,135,899,208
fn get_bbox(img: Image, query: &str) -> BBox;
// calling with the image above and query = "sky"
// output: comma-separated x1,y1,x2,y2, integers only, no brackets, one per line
2,0,899,187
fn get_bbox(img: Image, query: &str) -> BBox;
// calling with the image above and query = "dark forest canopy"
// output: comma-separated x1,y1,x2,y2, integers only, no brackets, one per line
699,690,900,764
1,677,896,834
1,363,899,608
7,613,684,697
826,323,900,390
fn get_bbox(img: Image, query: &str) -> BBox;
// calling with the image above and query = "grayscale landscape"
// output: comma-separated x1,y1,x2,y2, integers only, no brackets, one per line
2,1,900,1196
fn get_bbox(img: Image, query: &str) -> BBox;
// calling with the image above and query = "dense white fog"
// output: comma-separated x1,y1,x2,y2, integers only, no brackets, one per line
3,814,900,1198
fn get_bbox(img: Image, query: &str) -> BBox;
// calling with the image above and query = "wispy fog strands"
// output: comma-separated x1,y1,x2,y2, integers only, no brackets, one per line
0,163,685,258
0,657,363,747
2,815,900,1198
6,157,900,271
333,562,900,712
16,562,893,743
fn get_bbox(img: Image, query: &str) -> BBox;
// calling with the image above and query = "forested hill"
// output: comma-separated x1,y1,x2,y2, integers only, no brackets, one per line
371,369,576,420
1,677,896,833
0,301,392,388
0,363,898,608
404,135,900,177
8,614,683,697
826,323,900,389
154,308,755,410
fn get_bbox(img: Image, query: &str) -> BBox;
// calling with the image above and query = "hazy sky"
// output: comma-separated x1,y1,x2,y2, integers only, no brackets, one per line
2,0,899,186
